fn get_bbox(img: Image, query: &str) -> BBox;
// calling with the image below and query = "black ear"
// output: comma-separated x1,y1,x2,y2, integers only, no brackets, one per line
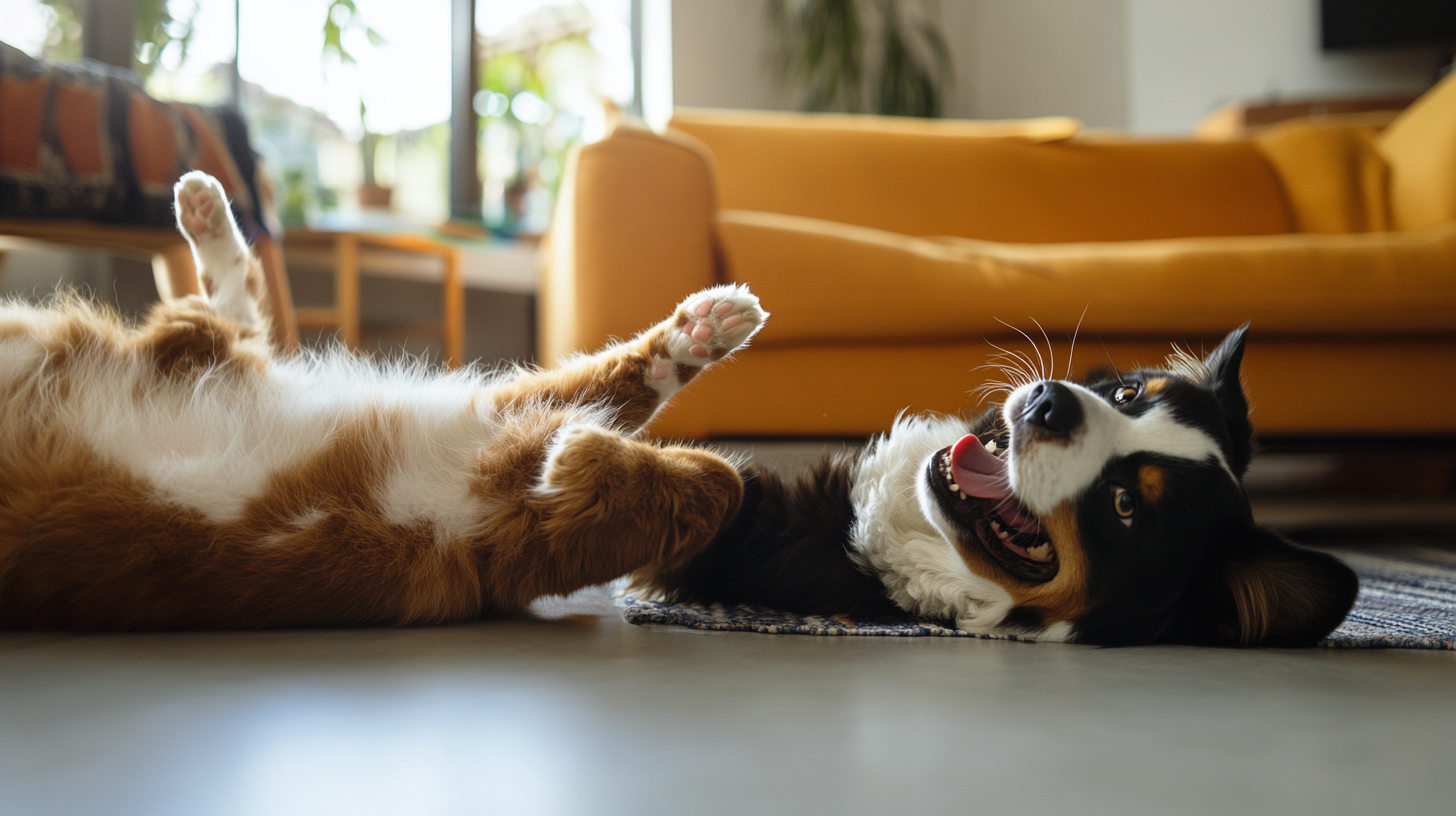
1202,325,1253,478
1166,516,1359,647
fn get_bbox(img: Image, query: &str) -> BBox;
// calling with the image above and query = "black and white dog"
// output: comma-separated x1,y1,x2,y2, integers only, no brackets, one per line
635,328,1359,646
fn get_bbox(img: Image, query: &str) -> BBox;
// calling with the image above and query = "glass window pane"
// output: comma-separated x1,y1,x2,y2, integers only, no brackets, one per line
0,0,63,58
475,0,634,236
239,0,452,226
142,0,237,105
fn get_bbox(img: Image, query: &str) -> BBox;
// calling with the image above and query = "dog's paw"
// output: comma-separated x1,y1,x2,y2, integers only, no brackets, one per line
663,284,767,366
174,171,235,245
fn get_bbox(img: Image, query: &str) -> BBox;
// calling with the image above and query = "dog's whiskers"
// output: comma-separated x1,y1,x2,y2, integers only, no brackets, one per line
1029,316,1055,385
986,342,1039,387
1100,340,1126,386
995,318,1048,381
1066,304,1089,381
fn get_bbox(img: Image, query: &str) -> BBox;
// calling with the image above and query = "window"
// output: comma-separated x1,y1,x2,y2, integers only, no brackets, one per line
1,0,669,233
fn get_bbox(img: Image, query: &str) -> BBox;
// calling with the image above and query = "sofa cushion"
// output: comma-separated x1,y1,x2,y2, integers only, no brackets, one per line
719,209,1456,343
1255,120,1391,234
649,340,1456,439
671,109,1295,243
1380,72,1456,231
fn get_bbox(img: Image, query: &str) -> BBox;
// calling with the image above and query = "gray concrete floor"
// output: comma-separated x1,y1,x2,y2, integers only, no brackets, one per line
3,443,1455,815
0,261,1452,813
2,587,1454,816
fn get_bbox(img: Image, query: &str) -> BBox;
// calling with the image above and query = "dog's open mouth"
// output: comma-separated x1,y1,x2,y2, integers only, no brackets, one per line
926,434,1058,583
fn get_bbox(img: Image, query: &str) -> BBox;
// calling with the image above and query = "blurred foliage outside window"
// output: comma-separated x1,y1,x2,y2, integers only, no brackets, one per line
33,0,198,80
476,1,633,238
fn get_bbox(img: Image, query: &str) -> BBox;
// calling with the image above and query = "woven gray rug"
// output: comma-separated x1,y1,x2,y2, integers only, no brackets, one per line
618,545,1456,649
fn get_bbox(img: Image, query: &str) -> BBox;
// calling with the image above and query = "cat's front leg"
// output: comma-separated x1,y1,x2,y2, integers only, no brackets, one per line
492,284,767,433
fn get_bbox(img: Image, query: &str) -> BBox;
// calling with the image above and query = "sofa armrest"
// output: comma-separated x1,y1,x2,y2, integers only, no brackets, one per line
538,124,721,365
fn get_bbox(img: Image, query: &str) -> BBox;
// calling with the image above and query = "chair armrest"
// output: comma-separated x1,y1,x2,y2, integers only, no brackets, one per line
538,124,721,365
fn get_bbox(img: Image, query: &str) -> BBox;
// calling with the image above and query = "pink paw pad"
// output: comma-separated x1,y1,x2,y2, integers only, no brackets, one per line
667,286,764,365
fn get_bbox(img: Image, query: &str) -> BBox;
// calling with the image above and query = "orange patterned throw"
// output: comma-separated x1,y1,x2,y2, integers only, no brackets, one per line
0,39,268,242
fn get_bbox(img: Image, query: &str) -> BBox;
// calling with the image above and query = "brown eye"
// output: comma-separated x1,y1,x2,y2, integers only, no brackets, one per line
1113,385,1140,405
1112,487,1136,525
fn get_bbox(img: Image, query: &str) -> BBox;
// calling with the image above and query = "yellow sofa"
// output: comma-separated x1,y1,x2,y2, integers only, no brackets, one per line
539,76,1456,439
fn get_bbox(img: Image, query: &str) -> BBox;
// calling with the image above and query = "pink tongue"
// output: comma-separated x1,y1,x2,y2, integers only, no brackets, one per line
951,435,1042,534
951,434,1010,501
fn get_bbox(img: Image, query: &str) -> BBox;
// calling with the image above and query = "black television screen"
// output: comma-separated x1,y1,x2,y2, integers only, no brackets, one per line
1321,0,1456,49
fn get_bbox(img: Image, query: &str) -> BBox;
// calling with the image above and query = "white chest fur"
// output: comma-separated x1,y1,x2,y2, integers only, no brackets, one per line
847,414,1016,632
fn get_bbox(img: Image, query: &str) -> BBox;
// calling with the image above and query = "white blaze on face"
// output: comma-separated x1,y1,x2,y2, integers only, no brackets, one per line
1003,381,1231,516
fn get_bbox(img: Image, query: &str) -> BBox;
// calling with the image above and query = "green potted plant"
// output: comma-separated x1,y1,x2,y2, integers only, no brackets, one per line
765,0,950,117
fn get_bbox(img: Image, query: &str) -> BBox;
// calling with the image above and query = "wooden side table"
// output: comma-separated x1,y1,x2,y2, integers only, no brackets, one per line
284,230,465,367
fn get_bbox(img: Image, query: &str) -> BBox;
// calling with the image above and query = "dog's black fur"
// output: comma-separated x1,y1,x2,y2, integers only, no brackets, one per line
636,329,1359,647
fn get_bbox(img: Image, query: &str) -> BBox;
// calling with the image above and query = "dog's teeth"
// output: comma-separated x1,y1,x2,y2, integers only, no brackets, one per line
1026,543,1051,561
984,440,997,453
997,528,1010,541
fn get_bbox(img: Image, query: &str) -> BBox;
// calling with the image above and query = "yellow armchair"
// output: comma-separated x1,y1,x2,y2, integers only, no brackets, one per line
540,77,1456,439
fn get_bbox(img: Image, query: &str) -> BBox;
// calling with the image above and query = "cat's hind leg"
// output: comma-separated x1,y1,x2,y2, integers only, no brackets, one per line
173,171,269,338
478,420,744,608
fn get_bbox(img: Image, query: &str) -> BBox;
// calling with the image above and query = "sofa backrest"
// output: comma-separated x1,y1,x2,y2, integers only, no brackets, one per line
670,109,1295,243
1379,72,1456,231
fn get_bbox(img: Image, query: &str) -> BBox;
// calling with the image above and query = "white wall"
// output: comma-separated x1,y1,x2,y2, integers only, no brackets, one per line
670,0,780,111
669,0,1443,133
1125,0,1442,134
670,0,982,116
966,0,1128,128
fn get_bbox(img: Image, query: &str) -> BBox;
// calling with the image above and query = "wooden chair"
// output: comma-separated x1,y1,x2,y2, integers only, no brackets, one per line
284,229,465,368
0,218,300,351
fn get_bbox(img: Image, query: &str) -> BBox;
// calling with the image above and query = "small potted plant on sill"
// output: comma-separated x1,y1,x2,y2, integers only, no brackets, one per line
322,0,391,209
356,101,391,209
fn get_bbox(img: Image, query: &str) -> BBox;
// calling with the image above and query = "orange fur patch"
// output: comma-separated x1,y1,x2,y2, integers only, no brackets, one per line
1144,376,1171,396
952,501,1089,625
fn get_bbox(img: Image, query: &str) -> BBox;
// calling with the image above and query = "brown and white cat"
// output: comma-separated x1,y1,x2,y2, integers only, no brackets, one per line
0,171,765,629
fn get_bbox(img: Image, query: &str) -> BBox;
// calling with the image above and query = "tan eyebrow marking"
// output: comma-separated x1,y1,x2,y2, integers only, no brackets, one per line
1139,464,1166,503
1144,377,1171,396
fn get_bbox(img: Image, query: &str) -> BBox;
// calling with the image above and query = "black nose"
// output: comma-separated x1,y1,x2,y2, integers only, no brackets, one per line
1025,382,1083,437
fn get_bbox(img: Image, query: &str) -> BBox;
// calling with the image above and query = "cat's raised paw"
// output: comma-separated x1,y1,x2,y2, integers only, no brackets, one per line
174,171,233,245
665,284,767,365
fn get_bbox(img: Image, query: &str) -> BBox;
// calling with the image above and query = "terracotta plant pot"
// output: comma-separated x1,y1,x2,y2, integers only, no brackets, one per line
357,183,393,209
